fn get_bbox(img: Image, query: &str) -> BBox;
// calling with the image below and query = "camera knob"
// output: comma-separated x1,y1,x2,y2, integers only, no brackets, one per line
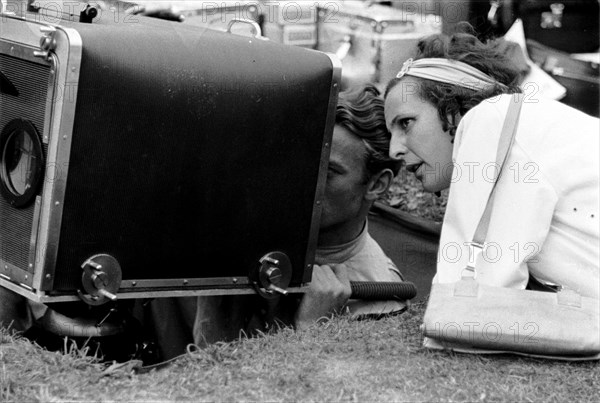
78,254,122,305
79,4,99,23
255,252,292,299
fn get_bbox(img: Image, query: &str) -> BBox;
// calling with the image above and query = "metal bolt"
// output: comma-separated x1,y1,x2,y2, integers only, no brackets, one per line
266,266,282,285
183,279,188,285
263,257,279,265
87,261,102,270
316,201,321,205
131,281,137,286
28,263,33,268
267,284,288,295
98,289,117,301
91,271,108,289
55,201,60,206
45,274,51,279
232,278,238,284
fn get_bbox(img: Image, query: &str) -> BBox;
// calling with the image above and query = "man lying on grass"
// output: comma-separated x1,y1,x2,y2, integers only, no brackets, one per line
293,83,406,328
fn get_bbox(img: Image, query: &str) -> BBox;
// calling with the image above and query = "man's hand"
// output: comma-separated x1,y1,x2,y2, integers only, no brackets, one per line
294,264,352,330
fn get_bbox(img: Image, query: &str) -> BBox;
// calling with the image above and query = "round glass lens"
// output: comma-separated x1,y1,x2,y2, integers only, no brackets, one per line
3,129,39,196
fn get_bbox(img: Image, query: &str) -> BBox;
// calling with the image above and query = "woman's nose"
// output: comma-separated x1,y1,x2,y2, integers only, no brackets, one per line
389,132,408,160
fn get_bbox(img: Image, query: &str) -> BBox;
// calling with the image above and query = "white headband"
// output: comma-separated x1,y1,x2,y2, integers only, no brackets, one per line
396,58,507,92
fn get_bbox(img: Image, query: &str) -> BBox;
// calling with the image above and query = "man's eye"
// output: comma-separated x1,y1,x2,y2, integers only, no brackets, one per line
327,167,341,176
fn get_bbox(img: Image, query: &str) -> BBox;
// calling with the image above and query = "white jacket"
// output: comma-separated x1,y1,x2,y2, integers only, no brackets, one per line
435,94,599,298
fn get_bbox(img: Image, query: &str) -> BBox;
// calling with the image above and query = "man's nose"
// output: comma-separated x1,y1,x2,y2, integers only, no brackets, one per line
389,132,408,160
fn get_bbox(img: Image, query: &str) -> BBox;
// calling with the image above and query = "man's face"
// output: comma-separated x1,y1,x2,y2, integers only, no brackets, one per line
319,125,370,233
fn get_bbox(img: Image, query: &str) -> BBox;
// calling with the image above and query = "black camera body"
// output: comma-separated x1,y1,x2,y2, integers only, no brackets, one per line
0,3,340,304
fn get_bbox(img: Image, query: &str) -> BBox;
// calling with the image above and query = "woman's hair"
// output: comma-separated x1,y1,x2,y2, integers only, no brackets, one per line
384,27,522,137
336,84,401,179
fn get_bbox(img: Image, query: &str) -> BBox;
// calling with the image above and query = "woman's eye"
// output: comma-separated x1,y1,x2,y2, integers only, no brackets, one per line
400,118,413,130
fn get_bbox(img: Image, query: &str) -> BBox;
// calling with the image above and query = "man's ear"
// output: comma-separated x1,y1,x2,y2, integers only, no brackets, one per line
364,168,394,201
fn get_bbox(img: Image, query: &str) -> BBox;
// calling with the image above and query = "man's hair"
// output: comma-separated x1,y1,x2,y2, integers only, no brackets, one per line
384,26,522,138
336,84,401,178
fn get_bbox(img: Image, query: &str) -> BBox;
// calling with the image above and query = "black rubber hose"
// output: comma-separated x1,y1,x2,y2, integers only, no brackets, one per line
350,281,417,301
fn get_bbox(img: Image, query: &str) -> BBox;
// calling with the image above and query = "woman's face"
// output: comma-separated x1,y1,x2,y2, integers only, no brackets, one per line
384,77,455,193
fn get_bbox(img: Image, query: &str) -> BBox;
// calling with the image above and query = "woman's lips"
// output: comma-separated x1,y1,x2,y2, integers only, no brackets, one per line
406,162,425,181
406,162,423,174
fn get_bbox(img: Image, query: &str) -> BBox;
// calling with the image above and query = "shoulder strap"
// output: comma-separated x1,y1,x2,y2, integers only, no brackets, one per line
472,94,524,245
469,94,557,292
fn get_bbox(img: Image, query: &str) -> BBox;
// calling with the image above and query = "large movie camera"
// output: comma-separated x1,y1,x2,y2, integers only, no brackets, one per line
0,1,340,306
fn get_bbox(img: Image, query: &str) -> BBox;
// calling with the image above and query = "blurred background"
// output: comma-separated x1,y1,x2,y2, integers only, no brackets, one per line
47,0,592,219
4,0,597,220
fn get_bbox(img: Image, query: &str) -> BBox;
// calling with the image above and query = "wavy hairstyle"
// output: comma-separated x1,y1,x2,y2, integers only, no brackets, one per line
384,27,522,138
336,84,401,180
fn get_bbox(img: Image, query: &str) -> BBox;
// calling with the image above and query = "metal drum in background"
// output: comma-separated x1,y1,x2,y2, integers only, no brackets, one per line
316,2,441,89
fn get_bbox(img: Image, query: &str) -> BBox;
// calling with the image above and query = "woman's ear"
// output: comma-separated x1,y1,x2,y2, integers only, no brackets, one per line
364,168,394,201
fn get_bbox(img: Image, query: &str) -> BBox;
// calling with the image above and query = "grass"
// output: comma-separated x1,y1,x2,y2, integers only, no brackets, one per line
2,301,599,402
2,168,598,402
